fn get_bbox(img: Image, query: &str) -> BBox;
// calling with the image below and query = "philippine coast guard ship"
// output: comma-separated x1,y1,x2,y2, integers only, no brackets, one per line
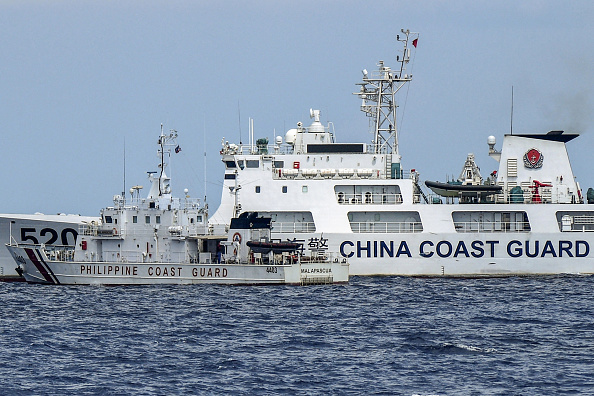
1,214,97,280
7,128,348,285
210,29,594,276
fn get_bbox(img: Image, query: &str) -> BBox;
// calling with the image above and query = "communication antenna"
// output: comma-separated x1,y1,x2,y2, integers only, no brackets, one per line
355,29,419,158
203,119,208,207
159,124,164,195
122,136,126,204
510,86,514,135
238,101,242,145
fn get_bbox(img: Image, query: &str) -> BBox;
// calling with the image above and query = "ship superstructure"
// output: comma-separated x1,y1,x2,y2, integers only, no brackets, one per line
209,30,594,276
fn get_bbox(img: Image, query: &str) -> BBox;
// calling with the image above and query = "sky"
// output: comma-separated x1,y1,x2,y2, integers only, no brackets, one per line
1,0,593,215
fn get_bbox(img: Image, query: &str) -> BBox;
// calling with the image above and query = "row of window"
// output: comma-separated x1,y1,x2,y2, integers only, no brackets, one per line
260,211,535,234
225,160,284,169
131,215,161,224
104,214,204,225
255,185,305,194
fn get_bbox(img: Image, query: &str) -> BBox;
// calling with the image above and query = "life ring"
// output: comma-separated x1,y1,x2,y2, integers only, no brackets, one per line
232,232,241,243
113,228,118,235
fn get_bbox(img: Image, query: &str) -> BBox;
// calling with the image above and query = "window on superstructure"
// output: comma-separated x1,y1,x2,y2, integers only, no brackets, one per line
197,215,203,222
145,216,150,224
274,161,284,168
225,161,237,168
452,211,530,233
246,160,259,168
556,211,594,232
255,186,261,193
334,185,403,205
302,186,308,193
105,216,113,224
282,186,288,193
347,211,423,233
133,216,138,224
257,211,316,233
156,216,161,224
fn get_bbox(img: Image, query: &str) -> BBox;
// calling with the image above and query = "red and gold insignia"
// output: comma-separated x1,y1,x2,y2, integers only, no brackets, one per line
523,148,544,169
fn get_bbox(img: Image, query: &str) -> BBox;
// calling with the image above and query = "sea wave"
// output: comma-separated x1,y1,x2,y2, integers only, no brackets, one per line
1,275,593,394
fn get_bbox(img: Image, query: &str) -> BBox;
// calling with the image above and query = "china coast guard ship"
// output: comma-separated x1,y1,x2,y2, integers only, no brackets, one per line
6,128,348,285
210,29,594,276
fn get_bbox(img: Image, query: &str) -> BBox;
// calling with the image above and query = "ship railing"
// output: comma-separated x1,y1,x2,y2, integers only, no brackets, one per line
274,168,382,180
423,193,500,205
122,197,202,210
80,224,155,237
271,222,316,233
336,193,403,205
273,168,414,181
41,244,76,262
249,251,345,265
186,225,211,238
423,191,581,205
349,221,423,233
221,144,295,156
222,141,404,157
80,223,105,236
80,224,208,237
299,251,345,264
98,250,195,264
558,215,594,232
453,221,531,233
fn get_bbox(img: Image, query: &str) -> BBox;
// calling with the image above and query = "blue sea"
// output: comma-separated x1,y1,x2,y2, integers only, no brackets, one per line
1,276,594,395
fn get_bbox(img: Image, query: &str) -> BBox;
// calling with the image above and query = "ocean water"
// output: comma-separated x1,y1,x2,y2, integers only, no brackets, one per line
1,276,594,395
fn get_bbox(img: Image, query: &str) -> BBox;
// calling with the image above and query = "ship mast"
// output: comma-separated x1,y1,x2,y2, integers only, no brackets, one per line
355,29,418,157
154,124,178,197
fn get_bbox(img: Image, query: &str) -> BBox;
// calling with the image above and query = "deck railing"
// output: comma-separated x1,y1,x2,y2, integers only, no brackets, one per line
336,193,403,205
271,222,316,233
453,221,531,233
349,221,423,233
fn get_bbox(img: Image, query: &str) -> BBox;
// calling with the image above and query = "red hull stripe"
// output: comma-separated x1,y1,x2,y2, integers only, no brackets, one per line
25,248,58,284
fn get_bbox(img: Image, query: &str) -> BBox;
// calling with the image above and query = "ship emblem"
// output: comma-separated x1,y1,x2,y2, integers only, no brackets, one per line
523,148,543,169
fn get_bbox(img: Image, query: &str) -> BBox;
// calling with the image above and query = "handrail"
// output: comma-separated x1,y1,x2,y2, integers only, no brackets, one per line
453,221,531,233
336,193,403,205
271,222,316,233
349,221,423,233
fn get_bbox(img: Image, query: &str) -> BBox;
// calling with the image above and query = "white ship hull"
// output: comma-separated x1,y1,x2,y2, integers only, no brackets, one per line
7,245,348,285
0,214,97,280
214,202,594,276
273,231,593,276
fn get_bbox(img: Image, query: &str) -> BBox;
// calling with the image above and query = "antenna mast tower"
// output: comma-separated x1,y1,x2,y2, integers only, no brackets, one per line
355,29,418,158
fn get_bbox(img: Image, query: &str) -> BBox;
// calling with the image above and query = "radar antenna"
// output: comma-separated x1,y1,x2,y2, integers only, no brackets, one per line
355,29,418,158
